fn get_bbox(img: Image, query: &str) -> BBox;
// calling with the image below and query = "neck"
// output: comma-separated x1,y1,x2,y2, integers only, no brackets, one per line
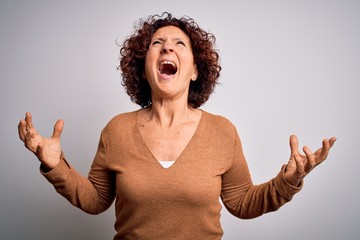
147,97,195,128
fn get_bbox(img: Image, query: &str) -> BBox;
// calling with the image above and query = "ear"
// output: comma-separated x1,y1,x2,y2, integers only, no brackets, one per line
191,64,198,81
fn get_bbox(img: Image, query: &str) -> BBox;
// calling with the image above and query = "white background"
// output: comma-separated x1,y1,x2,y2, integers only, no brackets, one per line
1,0,359,239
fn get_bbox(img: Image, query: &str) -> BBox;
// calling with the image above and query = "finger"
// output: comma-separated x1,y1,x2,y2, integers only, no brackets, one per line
314,136,337,158
289,135,299,157
25,112,34,131
319,138,332,160
18,120,27,141
303,145,316,171
52,119,64,139
329,137,337,147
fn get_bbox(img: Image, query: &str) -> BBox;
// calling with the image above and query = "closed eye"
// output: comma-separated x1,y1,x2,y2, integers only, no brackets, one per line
152,40,162,45
176,40,186,46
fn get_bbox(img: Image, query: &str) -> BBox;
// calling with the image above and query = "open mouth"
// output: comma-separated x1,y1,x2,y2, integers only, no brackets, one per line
159,61,177,75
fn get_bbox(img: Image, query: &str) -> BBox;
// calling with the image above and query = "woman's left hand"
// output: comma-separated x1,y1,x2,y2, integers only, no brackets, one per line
284,135,336,186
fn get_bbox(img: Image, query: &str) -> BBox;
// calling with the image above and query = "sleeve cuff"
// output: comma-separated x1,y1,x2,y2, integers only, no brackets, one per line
273,164,303,200
40,153,72,184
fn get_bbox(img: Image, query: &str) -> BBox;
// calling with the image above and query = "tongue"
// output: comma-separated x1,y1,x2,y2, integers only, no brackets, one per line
160,64,177,75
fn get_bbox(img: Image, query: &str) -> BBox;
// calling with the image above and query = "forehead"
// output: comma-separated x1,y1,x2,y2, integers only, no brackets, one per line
152,26,190,40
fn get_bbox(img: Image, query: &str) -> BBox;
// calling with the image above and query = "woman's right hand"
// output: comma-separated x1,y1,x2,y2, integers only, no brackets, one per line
18,112,64,170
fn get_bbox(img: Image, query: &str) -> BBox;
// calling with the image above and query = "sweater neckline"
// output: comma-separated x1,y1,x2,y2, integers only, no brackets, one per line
135,109,206,169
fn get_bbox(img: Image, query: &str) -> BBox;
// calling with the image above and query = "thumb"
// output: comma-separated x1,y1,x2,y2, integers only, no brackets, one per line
52,119,64,139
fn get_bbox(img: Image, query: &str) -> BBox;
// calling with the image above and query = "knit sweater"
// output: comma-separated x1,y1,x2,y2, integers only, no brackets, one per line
42,110,302,239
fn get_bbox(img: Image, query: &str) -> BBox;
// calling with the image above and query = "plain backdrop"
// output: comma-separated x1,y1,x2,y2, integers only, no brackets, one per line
1,0,359,239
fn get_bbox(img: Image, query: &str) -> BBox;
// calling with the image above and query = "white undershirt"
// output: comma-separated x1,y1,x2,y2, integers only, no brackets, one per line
158,161,175,168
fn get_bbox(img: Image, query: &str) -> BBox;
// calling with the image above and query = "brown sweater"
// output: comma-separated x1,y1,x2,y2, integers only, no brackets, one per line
42,110,302,239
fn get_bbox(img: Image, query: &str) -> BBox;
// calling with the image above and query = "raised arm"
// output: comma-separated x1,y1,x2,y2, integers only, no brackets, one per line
221,131,336,219
18,112,64,170
18,112,116,214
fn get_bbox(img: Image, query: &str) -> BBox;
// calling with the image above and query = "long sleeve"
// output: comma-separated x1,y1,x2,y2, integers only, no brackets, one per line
220,131,303,219
41,131,116,215
38,110,304,239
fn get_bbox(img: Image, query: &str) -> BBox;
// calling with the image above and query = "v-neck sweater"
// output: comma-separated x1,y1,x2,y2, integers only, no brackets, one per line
42,110,302,240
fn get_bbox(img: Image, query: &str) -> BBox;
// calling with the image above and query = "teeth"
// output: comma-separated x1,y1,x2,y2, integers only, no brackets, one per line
160,61,176,67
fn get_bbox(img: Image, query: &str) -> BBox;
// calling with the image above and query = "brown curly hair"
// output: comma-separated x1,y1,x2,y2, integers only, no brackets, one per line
119,12,221,108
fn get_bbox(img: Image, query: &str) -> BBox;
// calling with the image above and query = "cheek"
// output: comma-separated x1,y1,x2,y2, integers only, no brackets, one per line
183,57,196,75
183,51,195,66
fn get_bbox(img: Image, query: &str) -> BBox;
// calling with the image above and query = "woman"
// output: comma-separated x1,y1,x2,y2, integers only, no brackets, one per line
18,13,336,240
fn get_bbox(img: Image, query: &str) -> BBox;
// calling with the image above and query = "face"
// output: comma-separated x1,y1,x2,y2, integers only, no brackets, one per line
144,25,198,102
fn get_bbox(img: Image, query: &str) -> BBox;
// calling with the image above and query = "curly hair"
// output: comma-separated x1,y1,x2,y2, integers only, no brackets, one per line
119,12,221,108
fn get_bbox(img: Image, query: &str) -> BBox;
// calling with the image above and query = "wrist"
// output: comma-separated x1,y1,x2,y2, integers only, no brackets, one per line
284,165,302,187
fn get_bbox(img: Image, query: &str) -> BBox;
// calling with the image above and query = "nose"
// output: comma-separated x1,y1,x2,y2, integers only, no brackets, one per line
161,42,174,54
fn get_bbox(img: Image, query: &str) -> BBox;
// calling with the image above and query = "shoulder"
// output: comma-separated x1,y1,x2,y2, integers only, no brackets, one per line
102,110,139,133
202,110,236,131
201,110,238,139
